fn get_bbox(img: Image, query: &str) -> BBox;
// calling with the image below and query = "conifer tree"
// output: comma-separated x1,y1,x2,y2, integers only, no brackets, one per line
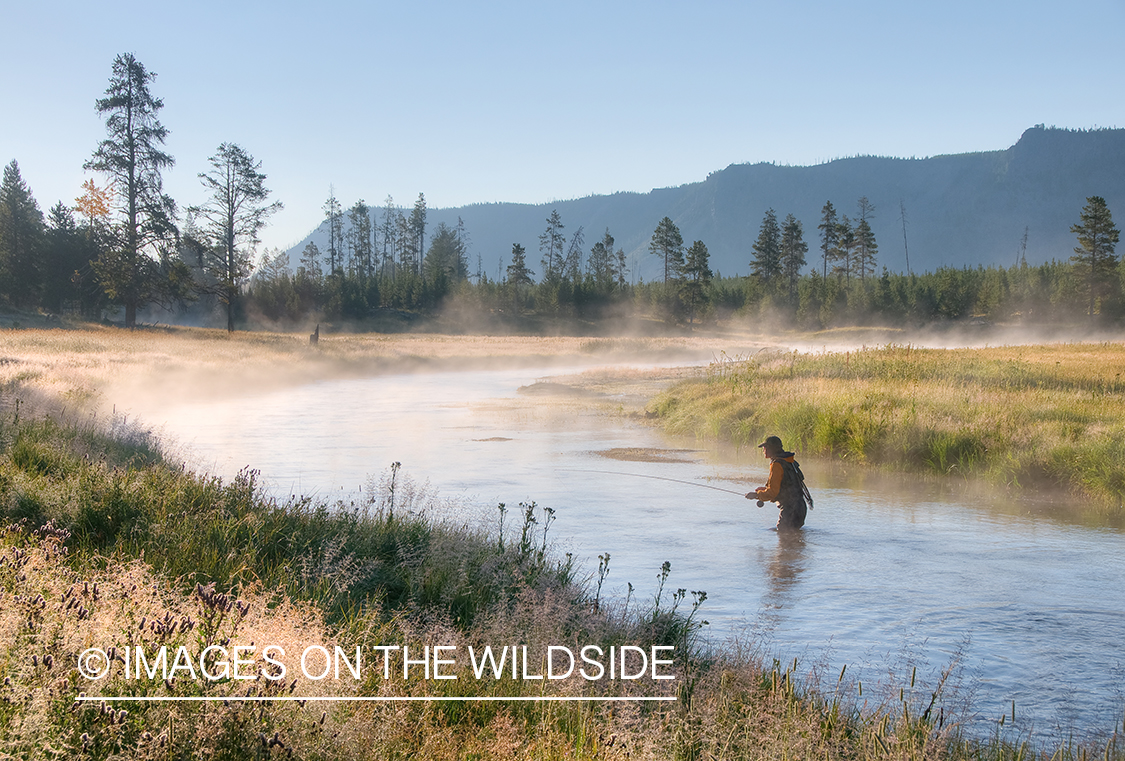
834,215,855,283
587,228,616,291
818,201,838,280
347,200,374,279
539,210,565,282
323,189,344,275
0,160,45,307
854,197,877,281
680,239,712,324
750,208,781,285
1070,195,1120,319
649,216,684,284
409,193,427,274
190,143,282,332
381,195,398,276
854,218,878,281
779,213,808,299
85,53,178,327
299,241,322,278
505,242,534,286
43,202,89,313
424,222,466,281
506,242,534,314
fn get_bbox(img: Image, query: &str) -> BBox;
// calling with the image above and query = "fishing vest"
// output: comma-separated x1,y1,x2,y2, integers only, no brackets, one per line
773,457,813,510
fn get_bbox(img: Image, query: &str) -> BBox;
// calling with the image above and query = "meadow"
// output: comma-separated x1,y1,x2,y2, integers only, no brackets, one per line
649,343,1125,518
1,323,1122,759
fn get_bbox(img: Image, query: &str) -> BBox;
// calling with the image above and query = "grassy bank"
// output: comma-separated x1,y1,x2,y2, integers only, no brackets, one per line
1,402,1123,758
649,343,1125,514
3,324,1124,758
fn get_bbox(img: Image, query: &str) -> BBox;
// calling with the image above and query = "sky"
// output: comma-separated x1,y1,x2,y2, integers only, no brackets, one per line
2,0,1124,253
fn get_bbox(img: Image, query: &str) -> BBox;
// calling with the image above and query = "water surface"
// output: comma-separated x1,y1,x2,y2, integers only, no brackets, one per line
143,363,1125,739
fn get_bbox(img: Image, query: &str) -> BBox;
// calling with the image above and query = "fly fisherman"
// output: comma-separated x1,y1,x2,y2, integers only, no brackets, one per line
747,435,813,531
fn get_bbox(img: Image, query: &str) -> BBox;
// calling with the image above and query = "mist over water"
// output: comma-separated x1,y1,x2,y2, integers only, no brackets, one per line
141,361,1124,741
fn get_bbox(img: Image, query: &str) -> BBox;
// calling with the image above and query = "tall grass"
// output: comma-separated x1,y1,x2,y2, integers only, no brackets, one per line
651,344,1125,514
2,399,1122,758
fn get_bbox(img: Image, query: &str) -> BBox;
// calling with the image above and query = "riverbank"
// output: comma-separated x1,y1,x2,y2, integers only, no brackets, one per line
3,324,1124,757
5,404,1123,759
646,343,1125,517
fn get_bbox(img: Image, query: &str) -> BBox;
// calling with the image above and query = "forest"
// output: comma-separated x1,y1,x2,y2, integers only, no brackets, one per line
1,53,1122,333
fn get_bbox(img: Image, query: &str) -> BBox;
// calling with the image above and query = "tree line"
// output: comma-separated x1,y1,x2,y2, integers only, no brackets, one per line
1,54,1121,330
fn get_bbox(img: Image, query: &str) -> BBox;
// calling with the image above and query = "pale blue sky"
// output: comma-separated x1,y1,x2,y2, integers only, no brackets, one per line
2,0,1123,251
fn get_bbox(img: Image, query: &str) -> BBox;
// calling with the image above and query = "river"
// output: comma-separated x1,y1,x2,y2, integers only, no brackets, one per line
139,360,1124,741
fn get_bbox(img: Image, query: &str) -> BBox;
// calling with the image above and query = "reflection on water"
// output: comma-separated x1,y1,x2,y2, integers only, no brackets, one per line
765,529,808,599
138,364,1125,740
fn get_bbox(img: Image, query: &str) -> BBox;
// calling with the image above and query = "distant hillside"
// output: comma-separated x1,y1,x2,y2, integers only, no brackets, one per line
287,127,1125,281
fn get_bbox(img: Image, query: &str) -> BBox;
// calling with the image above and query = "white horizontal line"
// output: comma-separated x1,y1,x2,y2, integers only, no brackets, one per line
77,695,676,703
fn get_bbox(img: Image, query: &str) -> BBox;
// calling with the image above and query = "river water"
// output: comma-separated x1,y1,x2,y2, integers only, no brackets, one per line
140,362,1124,740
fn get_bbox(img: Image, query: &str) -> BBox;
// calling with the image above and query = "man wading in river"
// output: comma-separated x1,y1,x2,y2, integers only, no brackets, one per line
747,435,813,531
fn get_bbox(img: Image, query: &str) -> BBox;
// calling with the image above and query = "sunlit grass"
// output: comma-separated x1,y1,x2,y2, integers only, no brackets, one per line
5,409,1122,759
650,343,1125,514
3,326,1125,756
0,323,750,419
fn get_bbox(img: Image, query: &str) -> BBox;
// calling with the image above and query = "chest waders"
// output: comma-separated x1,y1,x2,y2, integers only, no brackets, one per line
773,457,813,531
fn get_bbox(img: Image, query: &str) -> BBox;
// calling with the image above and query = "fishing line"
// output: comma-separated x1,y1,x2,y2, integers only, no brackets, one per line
558,468,749,497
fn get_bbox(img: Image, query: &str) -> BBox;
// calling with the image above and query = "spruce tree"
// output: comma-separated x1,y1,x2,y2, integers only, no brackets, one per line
0,160,45,307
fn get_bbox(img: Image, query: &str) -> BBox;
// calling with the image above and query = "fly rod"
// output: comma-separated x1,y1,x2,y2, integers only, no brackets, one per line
558,468,757,499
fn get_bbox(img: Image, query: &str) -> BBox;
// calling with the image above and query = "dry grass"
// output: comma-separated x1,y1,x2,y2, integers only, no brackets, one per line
3,325,1125,757
650,343,1125,515
0,324,750,416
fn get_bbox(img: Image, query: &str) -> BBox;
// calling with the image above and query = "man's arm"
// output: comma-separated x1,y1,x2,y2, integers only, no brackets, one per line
755,461,784,501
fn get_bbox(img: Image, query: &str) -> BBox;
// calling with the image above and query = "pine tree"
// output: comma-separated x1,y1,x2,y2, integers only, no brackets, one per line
587,228,616,291
506,242,534,314
299,241,322,279
43,202,89,313
853,218,878,281
750,208,781,285
455,217,472,280
817,201,838,280
834,215,855,283
563,226,585,282
423,222,465,281
649,216,684,284
409,193,427,275
1070,195,1120,319
680,240,712,324
854,197,877,281
189,143,282,332
505,242,534,286
779,213,808,300
347,200,373,279
380,195,398,276
323,189,344,275
538,210,565,282
85,53,177,327
0,160,45,307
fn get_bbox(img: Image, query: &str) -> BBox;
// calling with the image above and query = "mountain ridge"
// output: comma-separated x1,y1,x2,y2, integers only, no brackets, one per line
287,126,1125,281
